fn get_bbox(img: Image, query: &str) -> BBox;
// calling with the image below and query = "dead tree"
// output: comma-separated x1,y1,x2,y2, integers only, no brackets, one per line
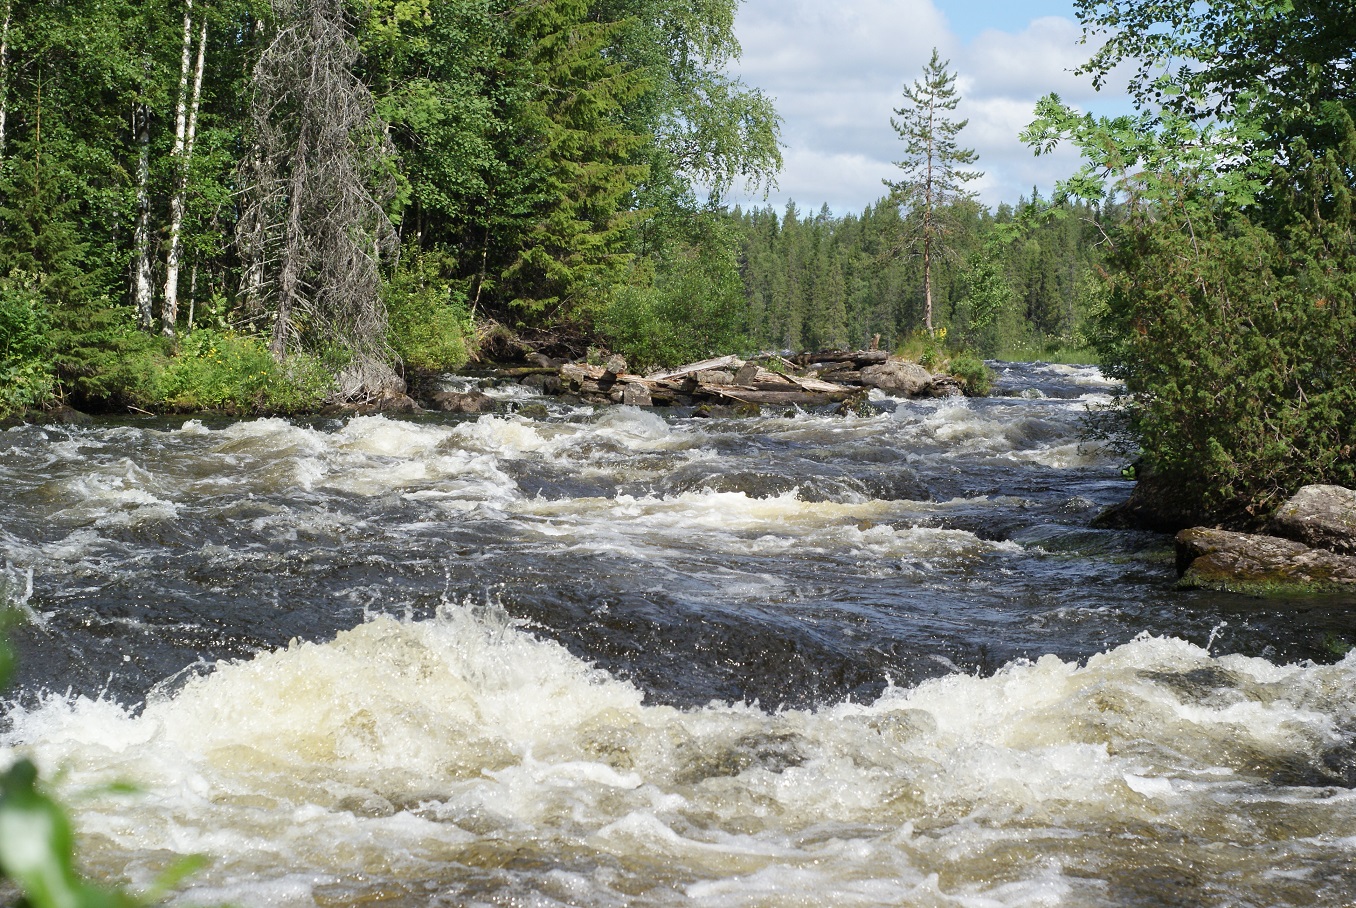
237,0,400,400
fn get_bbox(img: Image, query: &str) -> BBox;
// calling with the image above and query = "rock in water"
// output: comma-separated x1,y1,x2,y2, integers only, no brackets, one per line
427,390,495,414
622,383,653,407
1175,526,1356,593
1269,484,1356,556
859,361,932,396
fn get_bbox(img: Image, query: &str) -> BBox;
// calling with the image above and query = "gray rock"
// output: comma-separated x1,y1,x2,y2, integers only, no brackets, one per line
1269,484,1356,556
1175,526,1356,593
622,383,653,407
859,361,932,396
695,370,734,385
427,390,495,414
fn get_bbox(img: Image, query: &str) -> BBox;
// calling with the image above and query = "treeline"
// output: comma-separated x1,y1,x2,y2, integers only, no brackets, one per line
733,193,1112,359
0,0,779,414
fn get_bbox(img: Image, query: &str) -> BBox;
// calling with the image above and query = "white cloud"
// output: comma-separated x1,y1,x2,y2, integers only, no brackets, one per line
726,1,1130,214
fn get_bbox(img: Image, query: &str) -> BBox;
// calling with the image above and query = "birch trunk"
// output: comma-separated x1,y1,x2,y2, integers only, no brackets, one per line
132,102,155,330
0,1,11,159
161,1,197,336
164,9,207,336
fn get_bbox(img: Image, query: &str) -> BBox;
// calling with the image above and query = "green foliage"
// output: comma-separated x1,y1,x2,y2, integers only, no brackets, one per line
0,0,781,411
734,194,1109,357
1029,0,1356,521
384,247,472,371
143,330,331,413
944,350,993,397
1094,160,1356,518
0,272,54,416
596,214,747,369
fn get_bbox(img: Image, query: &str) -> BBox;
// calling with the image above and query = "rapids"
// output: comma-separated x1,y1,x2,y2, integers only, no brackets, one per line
1,362,1354,906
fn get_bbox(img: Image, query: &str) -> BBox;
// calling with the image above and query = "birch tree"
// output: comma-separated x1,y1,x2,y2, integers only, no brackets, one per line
0,0,11,159
885,49,981,334
131,95,154,330
162,0,206,336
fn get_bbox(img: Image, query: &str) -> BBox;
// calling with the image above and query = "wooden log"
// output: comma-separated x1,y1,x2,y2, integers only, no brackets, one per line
644,354,744,382
798,349,889,366
750,367,798,387
782,375,855,394
705,386,855,405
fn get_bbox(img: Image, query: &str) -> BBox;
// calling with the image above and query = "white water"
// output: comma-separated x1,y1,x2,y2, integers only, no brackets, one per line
6,602,1356,907
5,369,1355,906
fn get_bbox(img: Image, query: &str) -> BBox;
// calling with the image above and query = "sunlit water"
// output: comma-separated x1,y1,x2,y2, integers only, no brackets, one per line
2,363,1354,906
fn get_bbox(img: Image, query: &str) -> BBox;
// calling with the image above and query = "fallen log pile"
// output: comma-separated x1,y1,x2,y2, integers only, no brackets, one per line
555,349,972,408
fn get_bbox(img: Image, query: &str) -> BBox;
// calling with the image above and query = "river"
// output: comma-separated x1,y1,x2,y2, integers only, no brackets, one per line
2,362,1354,906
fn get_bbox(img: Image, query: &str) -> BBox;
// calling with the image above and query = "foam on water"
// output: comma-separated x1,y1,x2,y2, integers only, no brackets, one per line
6,606,1355,906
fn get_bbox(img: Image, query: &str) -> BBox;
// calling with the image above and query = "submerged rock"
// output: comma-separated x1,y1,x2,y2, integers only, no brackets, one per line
1175,527,1356,594
1269,484,1356,557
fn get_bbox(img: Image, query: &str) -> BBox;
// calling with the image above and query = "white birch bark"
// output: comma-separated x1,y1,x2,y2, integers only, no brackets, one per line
1,0,12,159
163,5,206,336
132,103,155,330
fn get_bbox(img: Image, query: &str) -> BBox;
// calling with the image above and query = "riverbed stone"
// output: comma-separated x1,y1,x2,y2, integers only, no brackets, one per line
427,390,495,414
622,383,653,407
859,361,932,396
1175,526,1356,593
695,370,734,385
1269,484,1356,556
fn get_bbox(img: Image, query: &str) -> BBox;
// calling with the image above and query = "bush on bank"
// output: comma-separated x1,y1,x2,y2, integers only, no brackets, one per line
1094,138,1356,523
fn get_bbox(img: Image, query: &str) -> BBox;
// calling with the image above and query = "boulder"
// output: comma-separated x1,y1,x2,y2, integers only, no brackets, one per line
363,390,417,413
427,390,495,414
859,361,932,396
1175,526,1356,593
621,383,653,407
695,369,734,386
1269,484,1356,556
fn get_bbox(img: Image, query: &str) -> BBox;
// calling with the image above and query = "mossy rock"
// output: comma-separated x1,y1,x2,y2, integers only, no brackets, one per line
1176,527,1356,595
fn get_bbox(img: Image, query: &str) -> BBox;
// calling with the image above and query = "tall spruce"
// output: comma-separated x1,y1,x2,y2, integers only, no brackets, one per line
885,49,981,334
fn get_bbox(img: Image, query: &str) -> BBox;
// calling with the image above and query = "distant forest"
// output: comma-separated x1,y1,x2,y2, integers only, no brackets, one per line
731,194,1110,360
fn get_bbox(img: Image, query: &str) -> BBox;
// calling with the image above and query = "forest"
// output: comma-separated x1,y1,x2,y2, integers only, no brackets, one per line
0,0,1113,421
0,0,785,414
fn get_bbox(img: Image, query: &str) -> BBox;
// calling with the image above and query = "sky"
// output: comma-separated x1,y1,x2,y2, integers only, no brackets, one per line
725,0,1135,215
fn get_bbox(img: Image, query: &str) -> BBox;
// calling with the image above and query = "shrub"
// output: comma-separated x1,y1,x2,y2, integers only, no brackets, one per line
596,217,747,371
945,350,993,396
144,330,331,413
1095,154,1356,520
0,272,54,416
383,246,472,372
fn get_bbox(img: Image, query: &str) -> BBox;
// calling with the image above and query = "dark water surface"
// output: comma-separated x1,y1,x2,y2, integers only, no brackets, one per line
2,362,1354,906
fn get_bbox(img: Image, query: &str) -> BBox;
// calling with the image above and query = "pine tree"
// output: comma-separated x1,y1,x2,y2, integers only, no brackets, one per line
885,48,981,334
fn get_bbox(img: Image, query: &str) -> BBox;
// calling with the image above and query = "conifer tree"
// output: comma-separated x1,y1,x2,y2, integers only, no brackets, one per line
238,0,401,400
885,48,981,334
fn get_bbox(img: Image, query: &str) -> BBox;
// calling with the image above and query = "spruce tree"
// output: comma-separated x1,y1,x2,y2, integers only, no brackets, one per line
885,49,981,335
